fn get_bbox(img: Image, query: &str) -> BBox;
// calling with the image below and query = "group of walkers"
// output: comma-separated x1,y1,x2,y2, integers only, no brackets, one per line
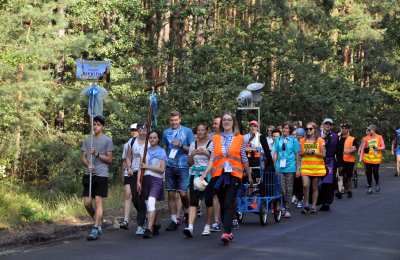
80,111,391,243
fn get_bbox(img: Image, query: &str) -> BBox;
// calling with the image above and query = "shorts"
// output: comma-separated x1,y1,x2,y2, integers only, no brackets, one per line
142,175,164,201
188,175,214,207
396,148,400,156
339,162,355,178
123,171,138,185
82,175,108,198
165,166,189,192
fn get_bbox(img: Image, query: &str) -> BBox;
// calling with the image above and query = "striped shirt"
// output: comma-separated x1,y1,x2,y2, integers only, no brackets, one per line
208,132,248,164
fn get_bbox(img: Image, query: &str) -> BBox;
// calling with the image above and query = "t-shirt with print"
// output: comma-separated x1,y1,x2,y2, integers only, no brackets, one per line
272,136,300,173
162,125,194,168
144,146,168,179
81,134,113,177
188,140,211,176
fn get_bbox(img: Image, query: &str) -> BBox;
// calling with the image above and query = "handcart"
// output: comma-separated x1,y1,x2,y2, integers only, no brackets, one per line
236,161,283,226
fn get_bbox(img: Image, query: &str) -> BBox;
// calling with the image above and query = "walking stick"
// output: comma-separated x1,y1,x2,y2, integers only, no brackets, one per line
138,81,165,192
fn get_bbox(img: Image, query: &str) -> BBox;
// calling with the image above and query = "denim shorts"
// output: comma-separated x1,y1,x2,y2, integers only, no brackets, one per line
165,166,189,192
396,147,400,156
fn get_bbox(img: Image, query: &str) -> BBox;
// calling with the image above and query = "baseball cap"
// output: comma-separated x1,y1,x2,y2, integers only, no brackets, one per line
367,124,377,131
322,118,334,125
249,120,259,127
130,123,138,131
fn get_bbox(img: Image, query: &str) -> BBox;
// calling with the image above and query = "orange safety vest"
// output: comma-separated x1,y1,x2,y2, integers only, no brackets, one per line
362,134,384,164
343,136,356,163
211,134,244,179
300,137,326,177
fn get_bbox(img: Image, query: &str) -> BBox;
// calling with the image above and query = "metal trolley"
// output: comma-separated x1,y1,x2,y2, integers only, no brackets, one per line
236,159,283,226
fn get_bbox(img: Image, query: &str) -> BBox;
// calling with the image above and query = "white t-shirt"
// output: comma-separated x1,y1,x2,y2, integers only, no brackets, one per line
188,140,211,175
121,137,134,160
130,139,147,173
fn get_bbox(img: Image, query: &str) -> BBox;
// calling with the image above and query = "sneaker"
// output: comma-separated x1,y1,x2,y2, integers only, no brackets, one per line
311,207,318,214
143,229,153,239
119,220,129,230
135,226,145,236
283,211,291,218
153,224,161,236
210,223,221,232
347,191,353,198
367,187,373,194
335,192,343,199
232,219,239,230
395,173,399,177
183,227,193,238
87,227,100,241
375,185,381,193
319,205,330,212
165,221,178,231
296,201,304,208
291,196,298,204
201,225,211,236
301,206,310,214
221,232,234,244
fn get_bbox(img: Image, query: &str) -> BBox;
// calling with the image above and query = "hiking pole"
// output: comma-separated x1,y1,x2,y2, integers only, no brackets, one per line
139,81,165,192
82,83,107,199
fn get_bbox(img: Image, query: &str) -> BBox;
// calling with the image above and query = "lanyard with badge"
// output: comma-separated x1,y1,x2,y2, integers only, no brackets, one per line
222,134,233,173
279,137,289,168
168,128,181,159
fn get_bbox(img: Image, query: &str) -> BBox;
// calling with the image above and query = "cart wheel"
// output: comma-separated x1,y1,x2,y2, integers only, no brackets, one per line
259,201,267,226
236,211,244,224
273,200,282,223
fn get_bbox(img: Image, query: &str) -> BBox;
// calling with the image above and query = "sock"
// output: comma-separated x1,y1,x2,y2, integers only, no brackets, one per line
124,217,129,222
204,224,210,229
188,224,193,230
171,214,177,223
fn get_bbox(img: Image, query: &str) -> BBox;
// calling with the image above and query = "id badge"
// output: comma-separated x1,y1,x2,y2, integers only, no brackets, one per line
169,148,178,159
280,159,287,168
224,161,233,173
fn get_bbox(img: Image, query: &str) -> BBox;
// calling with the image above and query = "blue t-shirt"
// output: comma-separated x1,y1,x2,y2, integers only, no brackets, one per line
272,136,300,173
162,126,194,168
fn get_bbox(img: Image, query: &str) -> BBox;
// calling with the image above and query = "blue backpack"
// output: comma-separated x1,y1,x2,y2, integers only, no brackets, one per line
396,129,400,147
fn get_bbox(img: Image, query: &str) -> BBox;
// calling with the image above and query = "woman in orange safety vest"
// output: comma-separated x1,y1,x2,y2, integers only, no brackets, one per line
359,124,385,194
201,111,251,245
298,122,326,214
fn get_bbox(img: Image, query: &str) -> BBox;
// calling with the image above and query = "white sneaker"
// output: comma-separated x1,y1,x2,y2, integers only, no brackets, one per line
135,226,145,235
202,225,210,236
291,196,298,204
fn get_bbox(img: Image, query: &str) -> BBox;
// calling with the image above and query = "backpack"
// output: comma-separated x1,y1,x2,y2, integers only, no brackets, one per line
129,137,137,148
195,140,211,150
396,129,400,147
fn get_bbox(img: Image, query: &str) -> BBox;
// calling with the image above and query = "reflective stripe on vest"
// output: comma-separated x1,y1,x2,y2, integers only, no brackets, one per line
343,136,356,163
300,138,326,176
211,134,244,179
363,135,383,164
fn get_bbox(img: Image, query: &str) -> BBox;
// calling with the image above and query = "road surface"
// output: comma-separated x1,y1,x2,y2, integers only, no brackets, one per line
2,166,400,260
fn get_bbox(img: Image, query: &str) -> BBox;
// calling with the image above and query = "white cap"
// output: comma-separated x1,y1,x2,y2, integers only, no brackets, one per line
322,118,334,125
130,123,138,130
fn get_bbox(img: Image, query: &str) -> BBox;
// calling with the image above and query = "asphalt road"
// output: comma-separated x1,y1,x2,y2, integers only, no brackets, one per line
2,166,400,260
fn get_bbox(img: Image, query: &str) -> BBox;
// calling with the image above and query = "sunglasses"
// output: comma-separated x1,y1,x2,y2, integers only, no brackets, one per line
306,128,314,131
